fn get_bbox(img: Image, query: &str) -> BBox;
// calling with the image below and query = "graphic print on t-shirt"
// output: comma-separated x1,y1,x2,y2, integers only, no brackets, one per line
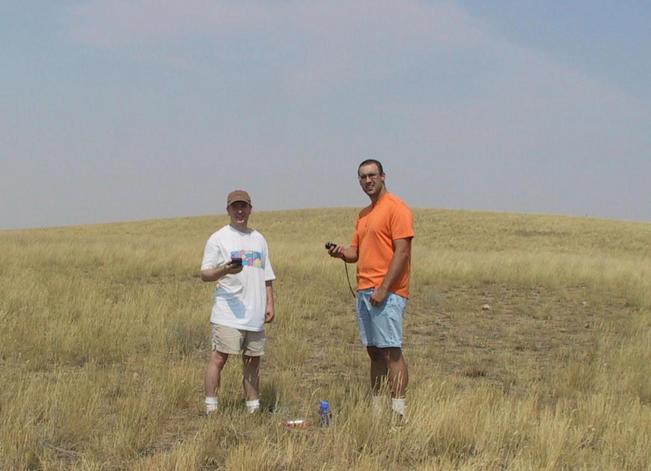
230,250,265,269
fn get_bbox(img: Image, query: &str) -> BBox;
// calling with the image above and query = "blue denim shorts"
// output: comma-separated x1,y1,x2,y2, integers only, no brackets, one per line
356,289,407,348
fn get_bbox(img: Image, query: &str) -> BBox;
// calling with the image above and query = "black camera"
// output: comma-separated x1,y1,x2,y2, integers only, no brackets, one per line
325,242,336,250
231,257,243,267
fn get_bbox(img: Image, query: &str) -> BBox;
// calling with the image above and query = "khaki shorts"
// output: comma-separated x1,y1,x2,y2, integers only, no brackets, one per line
211,324,265,356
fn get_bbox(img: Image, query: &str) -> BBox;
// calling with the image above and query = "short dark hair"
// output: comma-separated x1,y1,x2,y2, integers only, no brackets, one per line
358,159,384,175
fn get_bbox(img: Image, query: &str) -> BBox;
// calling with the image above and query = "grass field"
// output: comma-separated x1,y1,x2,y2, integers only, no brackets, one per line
1,208,650,470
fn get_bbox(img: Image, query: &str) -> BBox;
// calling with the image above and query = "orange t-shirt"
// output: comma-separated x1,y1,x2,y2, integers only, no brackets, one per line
351,193,414,298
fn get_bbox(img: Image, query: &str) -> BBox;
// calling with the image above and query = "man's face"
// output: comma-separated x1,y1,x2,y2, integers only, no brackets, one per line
358,163,385,197
227,201,252,227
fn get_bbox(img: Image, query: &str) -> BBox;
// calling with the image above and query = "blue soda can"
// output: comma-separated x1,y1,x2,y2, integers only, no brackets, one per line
319,400,332,427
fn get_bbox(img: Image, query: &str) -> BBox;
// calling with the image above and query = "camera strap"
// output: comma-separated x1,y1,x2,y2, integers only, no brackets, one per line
343,261,357,299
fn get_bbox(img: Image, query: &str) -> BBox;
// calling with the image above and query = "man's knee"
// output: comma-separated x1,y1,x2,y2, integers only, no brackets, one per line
385,347,403,363
243,355,260,368
366,346,385,361
210,351,229,369
367,346,403,362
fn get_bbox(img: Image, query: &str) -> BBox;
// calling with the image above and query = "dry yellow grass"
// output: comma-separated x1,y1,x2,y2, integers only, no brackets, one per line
1,208,650,470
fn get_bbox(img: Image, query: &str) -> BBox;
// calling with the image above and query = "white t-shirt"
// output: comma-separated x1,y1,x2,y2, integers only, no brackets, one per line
201,225,275,331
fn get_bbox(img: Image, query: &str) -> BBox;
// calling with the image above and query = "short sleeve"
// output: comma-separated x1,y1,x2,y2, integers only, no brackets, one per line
201,237,225,270
351,216,361,247
263,239,276,282
351,230,359,247
390,204,414,240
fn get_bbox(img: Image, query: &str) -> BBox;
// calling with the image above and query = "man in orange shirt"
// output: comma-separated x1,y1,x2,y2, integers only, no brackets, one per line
327,159,414,419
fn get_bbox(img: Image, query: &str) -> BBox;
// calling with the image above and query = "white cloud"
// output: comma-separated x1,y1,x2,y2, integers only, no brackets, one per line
65,1,491,79
53,0,651,222
64,0,644,106
66,0,215,46
64,0,650,161
67,0,486,45
56,0,651,155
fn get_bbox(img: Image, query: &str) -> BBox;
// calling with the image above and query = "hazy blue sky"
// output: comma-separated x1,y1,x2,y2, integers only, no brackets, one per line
2,1,650,229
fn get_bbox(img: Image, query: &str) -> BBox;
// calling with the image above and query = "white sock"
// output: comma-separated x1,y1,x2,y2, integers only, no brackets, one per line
391,398,406,416
246,399,260,413
205,396,219,413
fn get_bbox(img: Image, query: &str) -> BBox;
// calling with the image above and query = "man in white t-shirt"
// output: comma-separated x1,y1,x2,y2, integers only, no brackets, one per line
200,189,275,415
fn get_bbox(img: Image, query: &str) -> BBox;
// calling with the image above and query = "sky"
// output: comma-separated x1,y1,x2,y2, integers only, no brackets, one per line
2,0,650,229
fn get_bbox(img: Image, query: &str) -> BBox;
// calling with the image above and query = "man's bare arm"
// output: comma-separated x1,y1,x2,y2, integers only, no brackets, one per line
265,281,275,323
200,261,243,282
327,244,358,263
370,237,411,305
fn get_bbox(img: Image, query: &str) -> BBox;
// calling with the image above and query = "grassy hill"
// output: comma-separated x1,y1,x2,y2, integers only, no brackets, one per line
1,208,649,469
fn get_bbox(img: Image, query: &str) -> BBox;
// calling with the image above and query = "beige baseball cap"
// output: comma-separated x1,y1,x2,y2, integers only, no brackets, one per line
227,189,252,207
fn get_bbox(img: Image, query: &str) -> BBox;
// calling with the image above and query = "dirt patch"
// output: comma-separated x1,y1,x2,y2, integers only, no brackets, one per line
406,283,633,393
262,281,636,405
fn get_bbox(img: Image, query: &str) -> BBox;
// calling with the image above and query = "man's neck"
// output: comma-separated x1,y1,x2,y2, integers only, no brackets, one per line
230,223,250,233
369,187,387,206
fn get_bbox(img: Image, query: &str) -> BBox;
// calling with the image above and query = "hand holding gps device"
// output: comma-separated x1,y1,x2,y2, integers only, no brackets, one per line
324,242,356,298
230,257,243,267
